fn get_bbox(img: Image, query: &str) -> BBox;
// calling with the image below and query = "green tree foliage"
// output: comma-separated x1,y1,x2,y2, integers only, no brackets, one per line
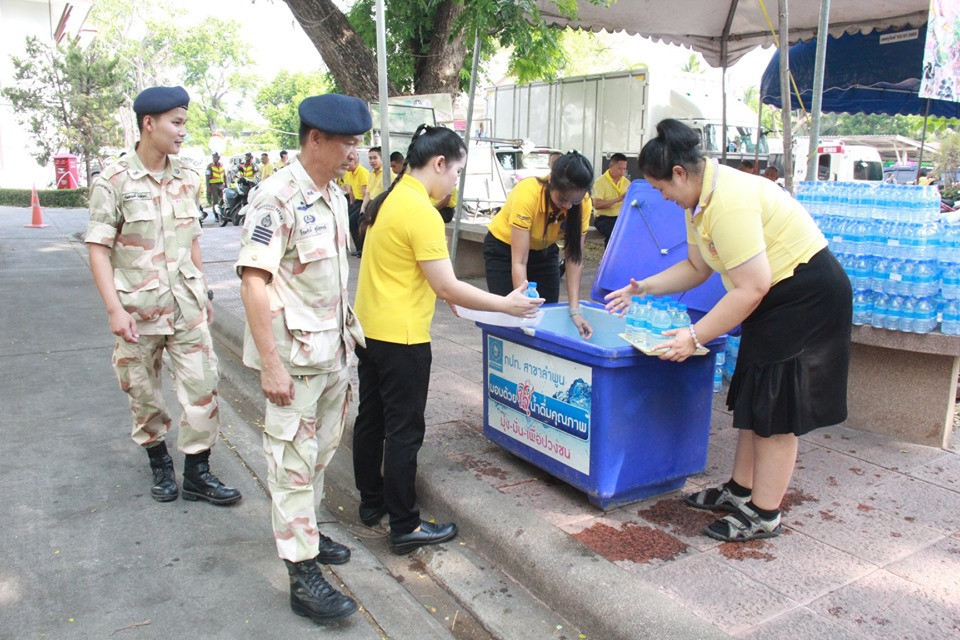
742,86,782,135
256,71,334,149
553,30,646,78
2,37,124,183
341,0,605,94
935,129,960,187
680,54,706,74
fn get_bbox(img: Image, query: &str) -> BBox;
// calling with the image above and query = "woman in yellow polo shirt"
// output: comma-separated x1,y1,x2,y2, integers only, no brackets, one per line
483,151,595,339
353,125,542,555
605,119,851,543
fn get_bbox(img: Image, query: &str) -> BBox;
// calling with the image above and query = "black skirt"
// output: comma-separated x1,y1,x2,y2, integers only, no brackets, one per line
726,248,852,437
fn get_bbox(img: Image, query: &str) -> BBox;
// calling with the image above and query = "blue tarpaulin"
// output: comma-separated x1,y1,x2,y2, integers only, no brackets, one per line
760,26,960,119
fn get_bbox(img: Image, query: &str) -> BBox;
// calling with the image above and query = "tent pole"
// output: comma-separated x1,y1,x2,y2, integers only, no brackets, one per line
719,0,739,165
807,0,830,182
778,0,794,193
451,30,481,268
917,98,931,183
375,0,390,193
754,89,762,169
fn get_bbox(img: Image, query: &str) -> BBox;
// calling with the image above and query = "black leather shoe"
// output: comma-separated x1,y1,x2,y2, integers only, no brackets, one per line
285,559,358,623
358,503,387,526
145,442,178,502
390,520,458,555
182,450,242,505
315,534,350,565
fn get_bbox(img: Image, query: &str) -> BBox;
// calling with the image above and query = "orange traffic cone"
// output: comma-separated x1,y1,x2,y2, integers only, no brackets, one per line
25,185,48,228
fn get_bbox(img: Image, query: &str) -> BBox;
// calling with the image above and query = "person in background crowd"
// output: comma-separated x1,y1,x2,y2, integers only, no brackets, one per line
738,159,756,174
356,146,395,256
605,119,851,543
763,165,779,182
340,155,369,253
236,93,372,625
277,149,290,169
389,151,405,176
86,85,241,507
352,125,543,555
205,152,226,214
483,151,596,339
592,152,630,246
548,151,562,170
260,152,275,180
241,152,258,180
432,185,458,223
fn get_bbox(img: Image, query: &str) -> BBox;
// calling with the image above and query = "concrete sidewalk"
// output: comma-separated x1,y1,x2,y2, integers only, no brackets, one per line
198,219,960,638
5,208,960,639
0,208,459,640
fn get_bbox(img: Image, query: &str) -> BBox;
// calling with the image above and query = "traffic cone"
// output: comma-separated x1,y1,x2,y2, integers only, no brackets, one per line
25,184,49,228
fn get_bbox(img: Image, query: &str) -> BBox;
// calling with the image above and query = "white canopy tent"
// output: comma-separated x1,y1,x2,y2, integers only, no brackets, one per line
533,0,930,67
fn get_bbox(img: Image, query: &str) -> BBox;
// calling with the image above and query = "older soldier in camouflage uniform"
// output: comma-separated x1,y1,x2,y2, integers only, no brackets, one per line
237,94,370,624
87,86,241,506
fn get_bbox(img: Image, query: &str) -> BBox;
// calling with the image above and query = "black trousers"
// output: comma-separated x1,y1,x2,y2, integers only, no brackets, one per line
353,338,432,535
482,232,561,303
593,215,617,246
347,201,363,252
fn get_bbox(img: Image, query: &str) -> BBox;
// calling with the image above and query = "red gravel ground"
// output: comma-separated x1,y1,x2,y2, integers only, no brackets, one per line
573,522,689,564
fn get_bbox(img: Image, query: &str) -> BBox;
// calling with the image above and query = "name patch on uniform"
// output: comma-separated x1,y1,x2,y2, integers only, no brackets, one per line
251,225,274,245
122,192,151,201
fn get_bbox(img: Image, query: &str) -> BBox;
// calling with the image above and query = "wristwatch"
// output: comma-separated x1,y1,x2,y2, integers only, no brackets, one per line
206,290,214,301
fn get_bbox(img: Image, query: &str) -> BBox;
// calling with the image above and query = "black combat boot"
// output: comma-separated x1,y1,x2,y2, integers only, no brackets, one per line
285,559,358,623
182,449,242,505
145,442,178,502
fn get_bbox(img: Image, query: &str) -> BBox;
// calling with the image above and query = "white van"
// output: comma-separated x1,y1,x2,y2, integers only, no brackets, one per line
768,139,883,183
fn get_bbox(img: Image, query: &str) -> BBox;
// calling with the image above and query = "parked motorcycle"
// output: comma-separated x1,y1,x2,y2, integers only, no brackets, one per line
217,177,255,226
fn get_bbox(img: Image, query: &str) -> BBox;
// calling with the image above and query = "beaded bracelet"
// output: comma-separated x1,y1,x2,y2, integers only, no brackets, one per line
688,324,704,350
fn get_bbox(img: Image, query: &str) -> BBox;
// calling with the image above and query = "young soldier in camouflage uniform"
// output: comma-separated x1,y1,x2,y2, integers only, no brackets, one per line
86,86,241,506
236,94,371,624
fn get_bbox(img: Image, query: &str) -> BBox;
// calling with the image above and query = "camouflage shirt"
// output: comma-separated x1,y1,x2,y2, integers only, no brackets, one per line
235,160,363,376
86,150,207,335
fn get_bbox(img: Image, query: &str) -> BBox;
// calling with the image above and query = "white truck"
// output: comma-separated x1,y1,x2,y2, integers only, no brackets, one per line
767,137,884,183
484,69,768,175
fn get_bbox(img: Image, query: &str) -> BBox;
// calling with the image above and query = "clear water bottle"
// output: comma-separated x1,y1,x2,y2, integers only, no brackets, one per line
942,300,960,335
713,351,725,393
942,264,960,299
915,297,937,333
625,295,642,340
871,293,889,328
526,281,539,298
900,296,917,333
650,301,672,347
884,295,903,331
888,258,904,295
852,290,869,326
674,303,692,331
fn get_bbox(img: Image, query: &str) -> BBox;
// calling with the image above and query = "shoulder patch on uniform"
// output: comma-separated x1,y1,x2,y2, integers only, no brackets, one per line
100,163,127,180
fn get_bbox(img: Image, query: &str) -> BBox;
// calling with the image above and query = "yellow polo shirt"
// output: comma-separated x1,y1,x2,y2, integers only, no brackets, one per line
367,168,396,200
342,165,370,200
354,174,449,344
430,185,458,208
688,159,826,290
593,170,630,217
260,161,275,179
487,177,592,251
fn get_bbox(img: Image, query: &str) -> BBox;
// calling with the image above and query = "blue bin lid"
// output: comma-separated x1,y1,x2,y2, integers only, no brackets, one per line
590,179,727,315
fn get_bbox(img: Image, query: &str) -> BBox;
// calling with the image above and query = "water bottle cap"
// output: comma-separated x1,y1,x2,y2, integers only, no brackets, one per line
631,296,642,303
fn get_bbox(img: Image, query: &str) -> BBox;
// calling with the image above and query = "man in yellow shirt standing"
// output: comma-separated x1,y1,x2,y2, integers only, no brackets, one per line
259,152,275,180
592,153,630,246
341,154,369,254
355,146,394,256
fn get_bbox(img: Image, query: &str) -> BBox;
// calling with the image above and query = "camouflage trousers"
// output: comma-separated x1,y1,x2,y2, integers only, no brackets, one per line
111,323,220,454
262,367,350,562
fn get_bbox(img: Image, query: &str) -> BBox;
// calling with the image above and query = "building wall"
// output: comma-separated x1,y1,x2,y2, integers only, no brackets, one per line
0,1,92,188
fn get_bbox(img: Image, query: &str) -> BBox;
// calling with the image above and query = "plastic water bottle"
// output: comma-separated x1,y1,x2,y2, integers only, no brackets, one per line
650,301,672,348
871,293,889,328
713,351,725,393
915,297,937,333
884,295,903,331
942,300,960,335
674,303,692,331
852,290,869,326
526,282,539,298
900,296,917,333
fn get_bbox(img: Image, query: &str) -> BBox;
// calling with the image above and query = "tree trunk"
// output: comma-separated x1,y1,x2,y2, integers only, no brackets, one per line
283,0,384,101
415,1,469,95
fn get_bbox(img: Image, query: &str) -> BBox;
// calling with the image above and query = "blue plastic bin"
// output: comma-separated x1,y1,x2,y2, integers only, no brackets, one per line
479,179,729,509
480,302,725,509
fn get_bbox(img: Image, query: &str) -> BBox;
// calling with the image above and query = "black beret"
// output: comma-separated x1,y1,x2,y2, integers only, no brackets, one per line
298,94,372,135
133,86,189,116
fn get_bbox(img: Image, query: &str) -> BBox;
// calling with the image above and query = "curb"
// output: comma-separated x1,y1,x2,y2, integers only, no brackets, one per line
209,303,727,640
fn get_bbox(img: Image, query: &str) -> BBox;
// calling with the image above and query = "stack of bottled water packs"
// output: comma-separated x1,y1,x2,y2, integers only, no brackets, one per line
796,181,952,334
621,296,709,355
